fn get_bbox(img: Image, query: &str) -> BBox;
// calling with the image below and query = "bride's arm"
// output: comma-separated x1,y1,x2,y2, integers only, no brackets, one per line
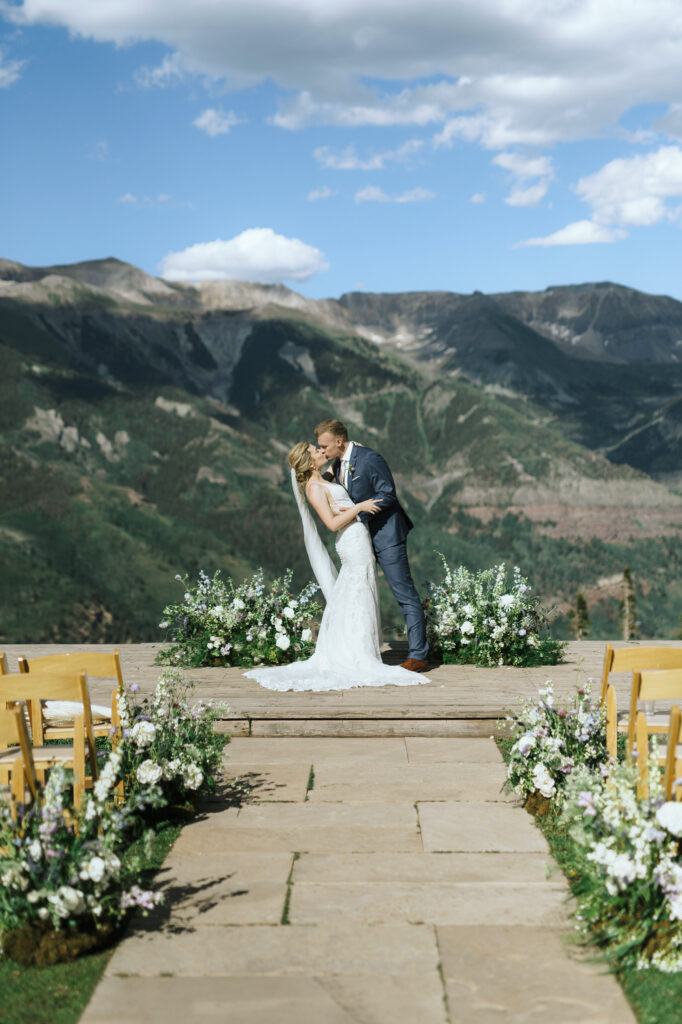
306,483,380,533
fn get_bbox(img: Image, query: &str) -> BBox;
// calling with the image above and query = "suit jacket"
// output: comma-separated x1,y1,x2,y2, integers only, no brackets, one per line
333,444,413,553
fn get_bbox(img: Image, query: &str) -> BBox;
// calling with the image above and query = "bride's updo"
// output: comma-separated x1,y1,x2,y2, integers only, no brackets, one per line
288,442,314,491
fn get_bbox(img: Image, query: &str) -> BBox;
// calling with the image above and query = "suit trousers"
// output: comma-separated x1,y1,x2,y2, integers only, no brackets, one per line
375,541,429,661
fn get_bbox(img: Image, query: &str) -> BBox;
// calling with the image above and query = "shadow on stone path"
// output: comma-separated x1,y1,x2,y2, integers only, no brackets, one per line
80,737,634,1024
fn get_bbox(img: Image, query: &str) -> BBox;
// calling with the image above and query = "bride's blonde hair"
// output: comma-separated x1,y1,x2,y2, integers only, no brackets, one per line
288,441,315,491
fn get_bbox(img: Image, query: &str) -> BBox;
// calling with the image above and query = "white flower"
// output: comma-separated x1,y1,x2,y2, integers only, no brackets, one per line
282,606,295,619
275,633,291,651
499,594,515,609
130,720,156,749
532,763,556,799
301,628,312,642
289,600,298,609
27,890,41,904
460,620,474,635
183,763,204,790
87,857,107,883
232,598,245,610
656,802,682,838
516,732,536,757
136,759,163,785
275,618,284,632
210,605,225,617
37,907,49,920
163,758,183,780
50,885,85,918
28,840,42,861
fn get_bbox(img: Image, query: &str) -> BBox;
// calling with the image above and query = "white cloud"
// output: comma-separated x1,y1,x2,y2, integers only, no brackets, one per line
118,193,137,204
89,139,109,162
313,139,422,171
307,185,336,201
515,220,627,248
157,192,172,202
470,192,485,204
492,151,554,207
133,51,184,88
574,145,682,227
14,0,682,150
355,185,435,204
193,107,242,136
159,227,329,283
0,48,26,88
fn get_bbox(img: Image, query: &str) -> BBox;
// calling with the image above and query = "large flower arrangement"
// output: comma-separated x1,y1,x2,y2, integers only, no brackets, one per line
425,559,565,667
156,568,322,668
116,669,229,807
563,759,682,973
504,680,608,810
0,760,163,965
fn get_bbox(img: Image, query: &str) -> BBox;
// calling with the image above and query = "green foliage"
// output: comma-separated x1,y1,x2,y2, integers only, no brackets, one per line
156,569,321,668
567,589,591,640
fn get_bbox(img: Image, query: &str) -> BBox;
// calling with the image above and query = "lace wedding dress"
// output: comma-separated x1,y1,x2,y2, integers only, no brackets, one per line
245,480,429,692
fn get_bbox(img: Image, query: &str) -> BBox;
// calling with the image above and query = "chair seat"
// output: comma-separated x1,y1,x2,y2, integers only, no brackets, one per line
43,701,111,727
30,745,76,764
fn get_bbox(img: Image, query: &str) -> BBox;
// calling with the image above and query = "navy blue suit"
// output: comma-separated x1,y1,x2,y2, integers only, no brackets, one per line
334,444,428,661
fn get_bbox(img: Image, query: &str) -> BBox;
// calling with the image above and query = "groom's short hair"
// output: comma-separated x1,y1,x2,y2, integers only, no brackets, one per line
315,418,348,441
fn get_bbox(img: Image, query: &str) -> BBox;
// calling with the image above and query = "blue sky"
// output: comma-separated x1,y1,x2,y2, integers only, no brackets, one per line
3,2,682,300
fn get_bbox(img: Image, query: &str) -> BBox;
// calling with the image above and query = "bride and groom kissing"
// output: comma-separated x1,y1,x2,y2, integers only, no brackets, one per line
245,418,430,693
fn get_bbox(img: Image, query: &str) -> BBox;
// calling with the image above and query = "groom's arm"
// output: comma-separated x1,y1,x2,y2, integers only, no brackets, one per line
364,451,398,512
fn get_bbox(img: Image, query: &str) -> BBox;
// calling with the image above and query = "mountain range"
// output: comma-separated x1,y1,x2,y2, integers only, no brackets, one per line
1,256,681,643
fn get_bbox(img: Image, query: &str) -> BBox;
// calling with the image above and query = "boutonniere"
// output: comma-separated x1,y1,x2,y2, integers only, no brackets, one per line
348,462,356,476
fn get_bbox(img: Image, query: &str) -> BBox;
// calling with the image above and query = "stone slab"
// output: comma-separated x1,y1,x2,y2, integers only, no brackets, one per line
185,802,421,853
221,763,312,802
406,738,503,764
292,852,554,884
106,923,441,978
225,737,409,764
438,925,636,1023
81,974,448,1024
151,851,292,926
289,882,566,926
419,802,549,853
308,762,515,803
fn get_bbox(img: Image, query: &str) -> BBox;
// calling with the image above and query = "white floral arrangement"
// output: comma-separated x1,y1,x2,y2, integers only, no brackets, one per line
563,758,682,972
156,568,321,668
504,680,608,809
0,760,163,965
117,669,229,806
425,559,565,666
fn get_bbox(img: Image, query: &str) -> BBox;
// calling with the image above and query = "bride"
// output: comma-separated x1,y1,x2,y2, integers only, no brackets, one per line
245,442,430,692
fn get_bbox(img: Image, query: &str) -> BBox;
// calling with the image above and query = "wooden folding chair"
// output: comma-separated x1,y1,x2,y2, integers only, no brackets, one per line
15,650,124,743
600,643,682,704
605,683,618,760
626,669,682,756
0,705,39,814
663,706,682,801
0,671,98,808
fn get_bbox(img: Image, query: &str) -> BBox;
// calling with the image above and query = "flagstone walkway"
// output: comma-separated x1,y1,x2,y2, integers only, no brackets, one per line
80,736,634,1024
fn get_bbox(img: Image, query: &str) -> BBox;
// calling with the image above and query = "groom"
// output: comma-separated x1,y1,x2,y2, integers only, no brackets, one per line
314,418,429,672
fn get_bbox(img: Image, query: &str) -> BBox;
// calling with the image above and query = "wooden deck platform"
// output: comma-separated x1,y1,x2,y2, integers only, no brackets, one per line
5,640,680,737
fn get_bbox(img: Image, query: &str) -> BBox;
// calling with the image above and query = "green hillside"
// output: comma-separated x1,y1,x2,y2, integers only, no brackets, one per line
1,262,681,643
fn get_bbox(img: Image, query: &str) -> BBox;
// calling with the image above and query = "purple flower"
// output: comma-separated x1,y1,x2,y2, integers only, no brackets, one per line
129,683,140,694
576,790,596,816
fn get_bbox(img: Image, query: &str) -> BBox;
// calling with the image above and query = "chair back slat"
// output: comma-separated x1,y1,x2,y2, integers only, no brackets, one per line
18,650,123,687
0,652,8,676
664,706,682,801
601,643,682,702
626,669,682,756
605,684,618,760
636,711,650,799
0,705,39,807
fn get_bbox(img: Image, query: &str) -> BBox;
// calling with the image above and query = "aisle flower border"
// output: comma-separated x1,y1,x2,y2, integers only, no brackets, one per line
0,669,230,965
502,679,682,973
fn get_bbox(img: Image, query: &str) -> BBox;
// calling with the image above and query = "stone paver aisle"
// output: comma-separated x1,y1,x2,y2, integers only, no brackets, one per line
81,738,634,1024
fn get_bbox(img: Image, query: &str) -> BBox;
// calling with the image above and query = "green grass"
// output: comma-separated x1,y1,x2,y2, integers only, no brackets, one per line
497,737,682,1023
0,819,180,1024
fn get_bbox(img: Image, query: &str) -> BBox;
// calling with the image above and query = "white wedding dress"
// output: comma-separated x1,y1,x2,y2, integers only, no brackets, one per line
245,480,429,692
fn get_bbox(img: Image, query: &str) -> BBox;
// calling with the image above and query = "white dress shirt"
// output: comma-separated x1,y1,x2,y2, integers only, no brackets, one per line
339,441,355,490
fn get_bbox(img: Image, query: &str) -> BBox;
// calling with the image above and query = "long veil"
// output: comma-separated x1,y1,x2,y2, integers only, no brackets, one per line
291,468,338,603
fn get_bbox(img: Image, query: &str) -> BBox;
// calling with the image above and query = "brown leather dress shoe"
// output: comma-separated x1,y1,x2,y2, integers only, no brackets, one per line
400,658,429,672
